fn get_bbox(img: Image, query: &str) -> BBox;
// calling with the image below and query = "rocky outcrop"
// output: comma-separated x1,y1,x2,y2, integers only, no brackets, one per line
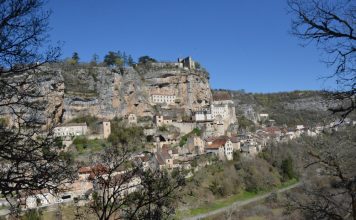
0,68,65,129
62,63,212,122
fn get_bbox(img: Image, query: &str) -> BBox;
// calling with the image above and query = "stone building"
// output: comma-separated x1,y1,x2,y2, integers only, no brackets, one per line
151,94,176,104
178,56,196,69
154,115,174,127
54,123,88,137
193,109,213,122
187,135,205,154
205,136,233,160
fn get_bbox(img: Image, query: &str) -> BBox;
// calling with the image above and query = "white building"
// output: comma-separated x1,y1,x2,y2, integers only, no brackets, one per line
259,113,269,121
151,94,176,104
211,104,229,119
193,109,213,122
54,123,88,137
211,100,236,123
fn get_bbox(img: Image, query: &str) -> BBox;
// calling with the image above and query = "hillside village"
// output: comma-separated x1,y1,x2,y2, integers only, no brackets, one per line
0,57,351,212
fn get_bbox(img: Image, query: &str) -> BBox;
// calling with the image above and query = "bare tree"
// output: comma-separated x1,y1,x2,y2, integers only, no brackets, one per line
288,0,356,119
0,0,75,215
286,126,356,219
82,145,185,220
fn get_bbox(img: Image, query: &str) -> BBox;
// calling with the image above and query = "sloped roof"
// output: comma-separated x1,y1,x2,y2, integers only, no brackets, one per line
213,92,232,101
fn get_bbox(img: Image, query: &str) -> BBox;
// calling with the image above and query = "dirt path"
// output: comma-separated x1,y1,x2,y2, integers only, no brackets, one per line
183,182,301,220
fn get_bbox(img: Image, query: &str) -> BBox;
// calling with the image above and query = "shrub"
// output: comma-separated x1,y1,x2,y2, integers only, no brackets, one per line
281,157,295,180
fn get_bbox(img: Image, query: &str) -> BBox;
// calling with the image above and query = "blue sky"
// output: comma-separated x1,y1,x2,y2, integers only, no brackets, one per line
47,0,334,93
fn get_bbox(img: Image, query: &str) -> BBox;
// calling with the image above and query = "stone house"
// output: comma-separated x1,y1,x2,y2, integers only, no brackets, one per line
205,136,233,160
154,115,174,127
178,56,196,69
153,150,173,170
230,136,241,151
54,123,88,137
187,135,205,155
240,143,258,156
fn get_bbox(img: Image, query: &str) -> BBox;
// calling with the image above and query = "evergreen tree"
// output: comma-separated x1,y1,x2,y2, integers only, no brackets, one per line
71,52,80,64
90,53,99,65
104,51,123,67
281,157,294,180
128,55,135,66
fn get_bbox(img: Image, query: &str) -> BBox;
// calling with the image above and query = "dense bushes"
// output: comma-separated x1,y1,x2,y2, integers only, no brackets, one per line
281,157,296,180
72,136,108,154
108,118,144,148
182,156,283,208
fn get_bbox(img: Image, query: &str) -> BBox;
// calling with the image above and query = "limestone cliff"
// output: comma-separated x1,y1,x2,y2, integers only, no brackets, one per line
61,63,212,121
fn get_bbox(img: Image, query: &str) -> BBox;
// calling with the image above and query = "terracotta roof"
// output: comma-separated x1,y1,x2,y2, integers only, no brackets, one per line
207,137,228,149
213,92,232,101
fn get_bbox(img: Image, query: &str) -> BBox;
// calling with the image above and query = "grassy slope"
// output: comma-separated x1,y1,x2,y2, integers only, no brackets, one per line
177,178,298,218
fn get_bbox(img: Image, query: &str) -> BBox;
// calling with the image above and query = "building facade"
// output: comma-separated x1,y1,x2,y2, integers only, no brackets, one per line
54,123,88,137
151,94,176,104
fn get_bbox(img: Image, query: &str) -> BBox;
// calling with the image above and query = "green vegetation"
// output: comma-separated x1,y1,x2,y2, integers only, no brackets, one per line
137,116,152,123
179,138,302,218
138,55,157,64
104,51,123,67
0,117,8,127
237,115,256,131
158,125,168,132
179,178,298,218
72,136,109,155
108,118,144,148
179,128,201,147
71,52,80,64
22,209,43,220
281,157,296,181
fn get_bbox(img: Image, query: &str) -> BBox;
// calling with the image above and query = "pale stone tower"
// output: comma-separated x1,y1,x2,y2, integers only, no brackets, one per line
102,121,111,139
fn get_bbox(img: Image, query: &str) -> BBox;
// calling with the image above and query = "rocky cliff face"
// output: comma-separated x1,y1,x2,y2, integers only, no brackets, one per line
61,63,212,121
0,68,65,129
213,90,336,126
